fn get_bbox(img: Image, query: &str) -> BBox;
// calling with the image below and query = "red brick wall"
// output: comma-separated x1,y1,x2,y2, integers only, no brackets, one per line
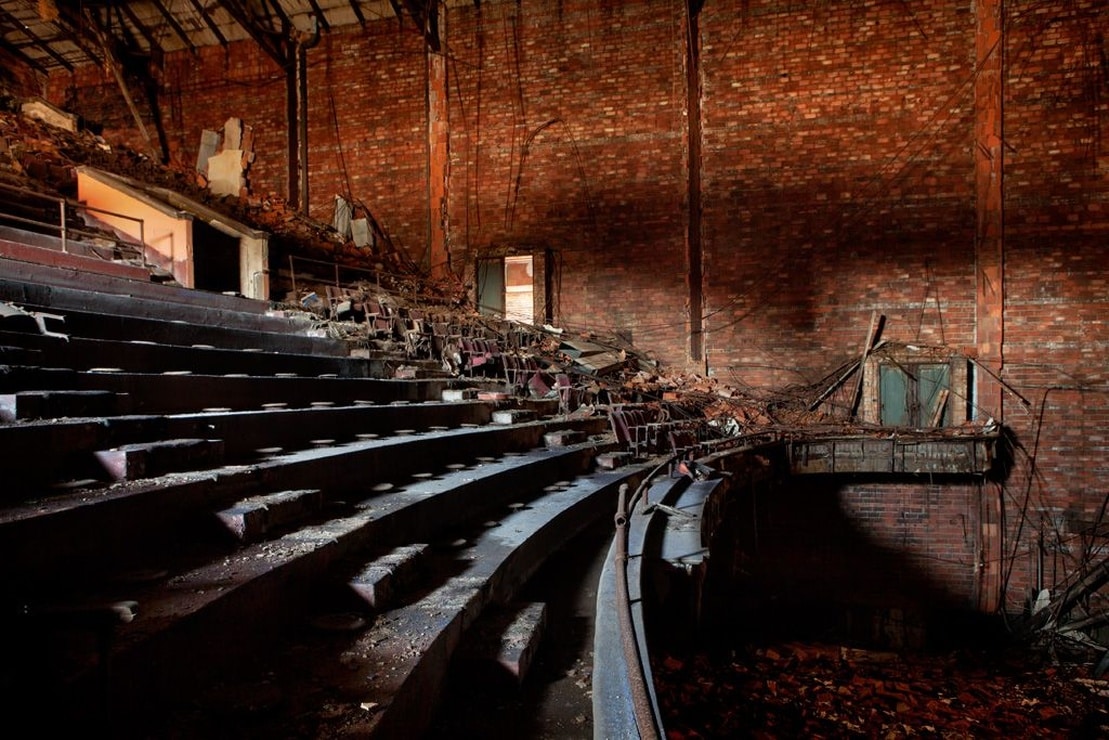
837,482,982,609
992,2,1109,612
45,44,288,195
445,0,691,352
440,0,1109,615
699,1,978,388
747,478,981,613
304,27,429,262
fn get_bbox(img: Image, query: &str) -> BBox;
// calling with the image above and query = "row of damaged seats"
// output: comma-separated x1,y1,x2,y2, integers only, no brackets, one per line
608,402,709,458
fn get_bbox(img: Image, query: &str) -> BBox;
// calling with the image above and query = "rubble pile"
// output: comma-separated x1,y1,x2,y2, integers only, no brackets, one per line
0,97,427,296
0,96,195,200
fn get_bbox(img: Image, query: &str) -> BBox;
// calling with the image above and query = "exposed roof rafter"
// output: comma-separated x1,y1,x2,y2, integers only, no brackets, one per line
149,0,198,55
0,4,71,71
187,0,228,47
219,0,289,67
45,5,104,68
348,0,365,27
115,2,160,54
0,1,376,74
305,0,329,32
0,36,47,73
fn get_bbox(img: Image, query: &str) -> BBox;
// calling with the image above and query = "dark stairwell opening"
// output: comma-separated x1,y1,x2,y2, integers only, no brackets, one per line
192,221,241,295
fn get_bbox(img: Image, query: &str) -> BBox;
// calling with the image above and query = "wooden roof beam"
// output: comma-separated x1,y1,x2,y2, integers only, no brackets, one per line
263,0,293,32
0,37,48,74
115,2,162,53
149,0,198,54
186,0,228,46
386,0,405,28
218,0,289,67
348,0,366,27
0,6,72,71
41,8,103,68
306,0,330,31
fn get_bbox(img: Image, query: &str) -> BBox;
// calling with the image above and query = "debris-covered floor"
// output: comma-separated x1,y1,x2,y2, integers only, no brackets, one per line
654,640,1109,738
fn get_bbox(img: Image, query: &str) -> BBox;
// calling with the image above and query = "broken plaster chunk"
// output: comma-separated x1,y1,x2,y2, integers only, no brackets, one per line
207,149,246,197
352,218,371,247
21,98,77,132
223,117,243,151
196,129,220,174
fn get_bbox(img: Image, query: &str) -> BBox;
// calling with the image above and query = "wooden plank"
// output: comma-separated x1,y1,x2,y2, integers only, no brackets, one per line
928,389,950,427
808,360,860,412
849,311,884,419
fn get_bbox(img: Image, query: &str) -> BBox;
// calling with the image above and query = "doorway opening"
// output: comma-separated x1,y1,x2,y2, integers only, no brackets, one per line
193,220,241,294
477,254,534,324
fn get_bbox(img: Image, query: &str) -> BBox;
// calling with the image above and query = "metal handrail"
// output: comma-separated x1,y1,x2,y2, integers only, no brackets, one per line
285,253,385,297
615,453,683,740
0,180,146,261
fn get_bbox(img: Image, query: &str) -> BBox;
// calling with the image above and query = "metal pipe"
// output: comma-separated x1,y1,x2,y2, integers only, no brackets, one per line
58,200,67,253
613,482,661,740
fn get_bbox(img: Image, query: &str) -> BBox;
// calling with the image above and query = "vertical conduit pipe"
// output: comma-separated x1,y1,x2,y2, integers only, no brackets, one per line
59,201,67,253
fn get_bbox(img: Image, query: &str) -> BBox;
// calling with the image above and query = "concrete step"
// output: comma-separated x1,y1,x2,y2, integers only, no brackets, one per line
0,344,38,364
215,489,324,543
0,331,379,378
0,366,452,414
322,469,643,739
0,389,130,421
349,543,430,610
0,296,344,356
43,446,623,728
544,429,587,447
458,601,548,687
0,256,269,316
93,438,225,481
0,401,496,496
492,408,537,425
0,418,611,590
442,388,478,402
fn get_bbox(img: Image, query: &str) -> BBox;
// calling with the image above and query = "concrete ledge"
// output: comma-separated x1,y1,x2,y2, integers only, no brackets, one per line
441,388,478,402
459,601,547,686
0,390,128,421
544,429,586,447
349,543,430,610
492,409,537,425
215,489,323,542
94,438,225,481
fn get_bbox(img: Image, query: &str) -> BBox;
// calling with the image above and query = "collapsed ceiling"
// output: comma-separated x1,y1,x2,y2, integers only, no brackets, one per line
0,0,441,75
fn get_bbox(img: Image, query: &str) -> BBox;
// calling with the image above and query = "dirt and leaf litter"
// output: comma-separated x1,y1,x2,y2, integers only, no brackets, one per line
654,640,1108,738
